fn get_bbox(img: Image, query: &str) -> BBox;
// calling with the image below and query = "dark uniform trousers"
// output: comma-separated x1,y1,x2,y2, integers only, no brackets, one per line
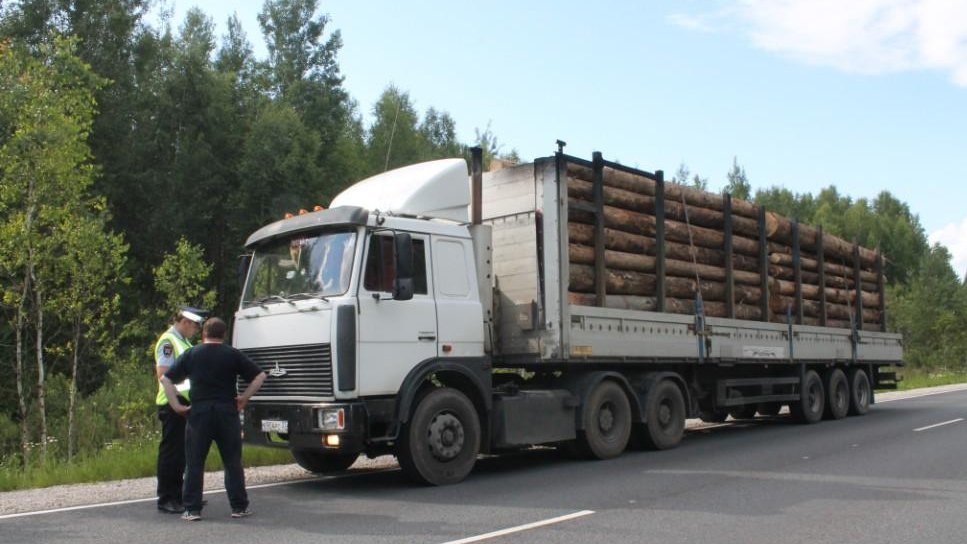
156,403,187,505
183,401,248,512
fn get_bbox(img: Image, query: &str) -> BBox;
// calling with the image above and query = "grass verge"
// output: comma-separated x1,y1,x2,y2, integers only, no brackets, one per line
0,441,294,492
892,367,967,391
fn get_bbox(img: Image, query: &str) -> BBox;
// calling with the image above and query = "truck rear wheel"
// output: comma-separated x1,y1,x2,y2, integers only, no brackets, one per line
574,380,632,459
642,380,686,450
398,387,480,486
791,370,825,424
848,368,871,416
825,368,849,420
291,450,359,474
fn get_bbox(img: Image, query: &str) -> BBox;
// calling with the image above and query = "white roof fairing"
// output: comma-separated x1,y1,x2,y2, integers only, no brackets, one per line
329,159,470,222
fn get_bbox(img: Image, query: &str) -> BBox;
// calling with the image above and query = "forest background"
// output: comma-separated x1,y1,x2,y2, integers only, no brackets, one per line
0,0,961,478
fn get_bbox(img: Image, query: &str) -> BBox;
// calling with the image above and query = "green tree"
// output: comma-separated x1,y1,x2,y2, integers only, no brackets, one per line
724,156,751,200
891,245,967,369
258,0,352,180
153,237,218,316
366,86,422,173
0,36,106,464
231,102,322,231
46,214,128,460
672,162,690,185
419,107,462,159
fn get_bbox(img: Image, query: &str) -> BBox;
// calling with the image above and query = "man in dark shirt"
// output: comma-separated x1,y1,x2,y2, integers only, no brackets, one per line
161,317,266,521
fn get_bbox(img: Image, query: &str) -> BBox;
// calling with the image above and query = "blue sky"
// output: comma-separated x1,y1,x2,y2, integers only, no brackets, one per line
161,0,967,273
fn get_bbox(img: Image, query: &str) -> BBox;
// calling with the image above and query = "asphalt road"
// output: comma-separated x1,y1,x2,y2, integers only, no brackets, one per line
4,387,967,544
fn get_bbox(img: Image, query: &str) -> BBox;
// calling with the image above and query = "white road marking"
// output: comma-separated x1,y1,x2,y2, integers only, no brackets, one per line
914,418,964,432
439,510,595,544
0,470,397,521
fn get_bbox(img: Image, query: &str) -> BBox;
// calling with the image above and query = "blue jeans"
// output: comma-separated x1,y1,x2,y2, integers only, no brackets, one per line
183,401,248,512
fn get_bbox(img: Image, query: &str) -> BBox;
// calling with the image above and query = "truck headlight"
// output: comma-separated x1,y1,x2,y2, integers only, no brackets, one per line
318,408,345,430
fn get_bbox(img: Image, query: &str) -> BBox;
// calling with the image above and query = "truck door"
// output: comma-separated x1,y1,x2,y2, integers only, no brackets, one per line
357,233,437,396
431,236,484,357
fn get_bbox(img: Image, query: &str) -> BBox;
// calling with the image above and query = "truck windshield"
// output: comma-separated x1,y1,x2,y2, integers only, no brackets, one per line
242,231,357,307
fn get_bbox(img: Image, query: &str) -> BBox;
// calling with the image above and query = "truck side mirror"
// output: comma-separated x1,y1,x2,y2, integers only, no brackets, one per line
237,253,252,289
393,233,414,301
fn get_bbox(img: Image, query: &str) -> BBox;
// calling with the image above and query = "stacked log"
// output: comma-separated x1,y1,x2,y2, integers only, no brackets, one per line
565,160,884,331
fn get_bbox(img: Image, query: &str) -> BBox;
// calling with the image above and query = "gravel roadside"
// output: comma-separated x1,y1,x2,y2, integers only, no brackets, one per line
3,384,965,516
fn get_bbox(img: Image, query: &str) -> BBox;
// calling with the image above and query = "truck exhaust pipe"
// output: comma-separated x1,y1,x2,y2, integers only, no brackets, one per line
471,146,483,225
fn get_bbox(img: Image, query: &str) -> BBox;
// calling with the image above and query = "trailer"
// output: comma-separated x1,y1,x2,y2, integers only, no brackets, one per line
234,147,902,485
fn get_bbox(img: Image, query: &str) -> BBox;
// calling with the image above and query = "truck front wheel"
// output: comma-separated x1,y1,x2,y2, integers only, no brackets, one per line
291,450,359,474
398,388,481,486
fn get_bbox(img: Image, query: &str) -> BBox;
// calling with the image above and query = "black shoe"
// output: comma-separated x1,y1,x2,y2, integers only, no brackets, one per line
157,501,184,514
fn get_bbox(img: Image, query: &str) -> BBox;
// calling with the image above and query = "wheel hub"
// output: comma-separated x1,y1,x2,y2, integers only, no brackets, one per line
427,412,464,461
598,403,615,433
658,401,672,427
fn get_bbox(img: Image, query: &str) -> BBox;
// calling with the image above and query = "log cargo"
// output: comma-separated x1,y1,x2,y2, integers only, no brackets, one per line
568,223,761,271
564,157,885,331
568,161,879,266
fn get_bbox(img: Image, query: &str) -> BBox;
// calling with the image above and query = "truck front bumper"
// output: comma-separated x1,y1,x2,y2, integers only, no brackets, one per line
242,401,368,453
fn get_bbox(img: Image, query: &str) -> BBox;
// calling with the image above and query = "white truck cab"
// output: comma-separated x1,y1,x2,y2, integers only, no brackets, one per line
235,159,492,481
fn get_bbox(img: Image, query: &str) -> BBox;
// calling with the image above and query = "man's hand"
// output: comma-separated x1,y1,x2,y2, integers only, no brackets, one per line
235,395,248,413
173,404,191,417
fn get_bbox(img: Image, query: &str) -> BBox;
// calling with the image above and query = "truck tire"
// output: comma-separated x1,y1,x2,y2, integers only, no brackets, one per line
291,450,359,474
824,368,849,420
398,388,480,486
791,370,825,424
848,368,871,416
642,380,686,450
574,380,632,459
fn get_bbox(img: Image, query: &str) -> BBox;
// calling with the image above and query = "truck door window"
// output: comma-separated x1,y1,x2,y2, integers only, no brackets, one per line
364,235,427,294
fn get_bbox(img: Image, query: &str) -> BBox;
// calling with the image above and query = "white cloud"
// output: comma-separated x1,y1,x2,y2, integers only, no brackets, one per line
666,13,715,33
930,218,967,278
671,0,967,86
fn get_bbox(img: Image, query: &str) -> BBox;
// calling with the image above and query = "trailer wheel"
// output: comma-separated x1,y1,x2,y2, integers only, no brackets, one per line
291,450,359,474
791,370,825,424
642,380,686,450
397,388,480,486
756,403,782,417
848,368,871,416
574,380,632,459
825,369,849,420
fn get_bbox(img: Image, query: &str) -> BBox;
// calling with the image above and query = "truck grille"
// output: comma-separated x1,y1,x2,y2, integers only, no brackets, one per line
240,343,333,398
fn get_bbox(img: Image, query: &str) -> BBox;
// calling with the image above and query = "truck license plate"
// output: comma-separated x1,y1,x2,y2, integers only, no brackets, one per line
261,419,288,433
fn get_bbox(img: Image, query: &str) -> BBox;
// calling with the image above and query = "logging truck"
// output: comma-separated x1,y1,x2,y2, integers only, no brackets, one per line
234,147,903,485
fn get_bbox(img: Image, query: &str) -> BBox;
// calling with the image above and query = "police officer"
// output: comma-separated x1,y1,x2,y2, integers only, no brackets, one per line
154,306,206,514
161,317,266,521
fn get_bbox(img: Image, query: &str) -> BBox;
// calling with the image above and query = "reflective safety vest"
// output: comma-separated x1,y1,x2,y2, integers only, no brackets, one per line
154,327,193,405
